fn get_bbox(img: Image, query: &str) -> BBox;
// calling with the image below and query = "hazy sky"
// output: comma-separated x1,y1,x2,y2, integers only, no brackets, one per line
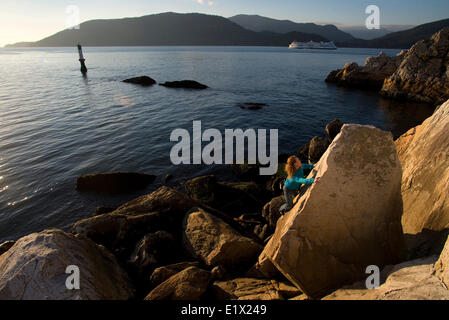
1,0,449,46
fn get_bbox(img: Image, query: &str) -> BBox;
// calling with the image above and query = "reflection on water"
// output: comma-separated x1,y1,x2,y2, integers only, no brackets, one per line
0,46,435,242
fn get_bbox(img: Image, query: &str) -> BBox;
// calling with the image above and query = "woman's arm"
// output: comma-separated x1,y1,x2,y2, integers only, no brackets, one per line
292,176,314,185
302,163,315,169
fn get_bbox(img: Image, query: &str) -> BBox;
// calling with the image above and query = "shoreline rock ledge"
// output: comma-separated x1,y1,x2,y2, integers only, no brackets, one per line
325,51,406,90
261,124,405,298
381,27,449,106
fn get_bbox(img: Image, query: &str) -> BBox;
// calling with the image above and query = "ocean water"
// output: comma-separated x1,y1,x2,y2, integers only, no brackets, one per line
0,46,434,242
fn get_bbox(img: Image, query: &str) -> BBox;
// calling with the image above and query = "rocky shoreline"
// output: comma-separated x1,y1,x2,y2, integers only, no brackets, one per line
1,29,449,300
326,27,449,106
1,97,448,300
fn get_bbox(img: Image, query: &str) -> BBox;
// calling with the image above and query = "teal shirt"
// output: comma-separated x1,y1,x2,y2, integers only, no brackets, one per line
284,164,315,190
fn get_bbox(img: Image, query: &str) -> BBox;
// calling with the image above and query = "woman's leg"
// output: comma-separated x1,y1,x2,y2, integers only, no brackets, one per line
283,186,295,211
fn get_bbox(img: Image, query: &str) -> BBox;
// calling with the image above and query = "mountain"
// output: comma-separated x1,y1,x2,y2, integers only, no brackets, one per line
340,18,449,48
229,14,354,42
5,12,327,48
338,25,415,40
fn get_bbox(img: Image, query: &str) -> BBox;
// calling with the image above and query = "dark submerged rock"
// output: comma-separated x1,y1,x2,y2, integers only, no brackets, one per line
76,172,156,195
123,76,156,86
160,80,208,90
238,102,268,110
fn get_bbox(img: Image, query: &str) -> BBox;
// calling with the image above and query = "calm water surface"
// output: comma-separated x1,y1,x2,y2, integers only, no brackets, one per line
0,46,434,241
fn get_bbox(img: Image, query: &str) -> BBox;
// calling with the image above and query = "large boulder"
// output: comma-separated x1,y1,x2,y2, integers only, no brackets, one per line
326,51,405,90
183,208,263,270
324,256,449,300
381,27,449,105
210,278,301,300
434,236,449,288
76,172,156,194
144,266,211,300
395,99,449,234
0,229,134,300
261,124,405,298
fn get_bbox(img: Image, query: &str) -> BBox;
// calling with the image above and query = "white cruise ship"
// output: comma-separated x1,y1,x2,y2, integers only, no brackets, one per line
288,40,337,50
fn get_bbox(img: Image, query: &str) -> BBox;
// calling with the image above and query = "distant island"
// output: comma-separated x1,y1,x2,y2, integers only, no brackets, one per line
5,12,449,49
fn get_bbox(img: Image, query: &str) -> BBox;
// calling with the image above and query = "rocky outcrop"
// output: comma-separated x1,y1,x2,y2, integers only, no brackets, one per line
183,208,263,270
184,176,265,217
144,266,211,300
160,80,208,90
149,261,200,288
0,229,134,300
434,236,449,288
323,256,449,300
395,99,449,234
381,27,449,105
297,142,310,162
261,124,405,298
296,119,344,164
112,186,197,216
261,196,284,231
76,172,156,194
326,51,405,90
325,119,344,143
123,76,156,86
210,278,301,300
71,187,197,259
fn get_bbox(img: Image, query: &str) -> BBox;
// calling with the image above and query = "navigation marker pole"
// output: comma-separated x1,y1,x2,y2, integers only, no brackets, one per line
77,44,88,74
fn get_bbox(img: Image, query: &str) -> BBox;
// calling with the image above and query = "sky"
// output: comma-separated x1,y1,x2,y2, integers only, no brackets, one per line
1,0,449,46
